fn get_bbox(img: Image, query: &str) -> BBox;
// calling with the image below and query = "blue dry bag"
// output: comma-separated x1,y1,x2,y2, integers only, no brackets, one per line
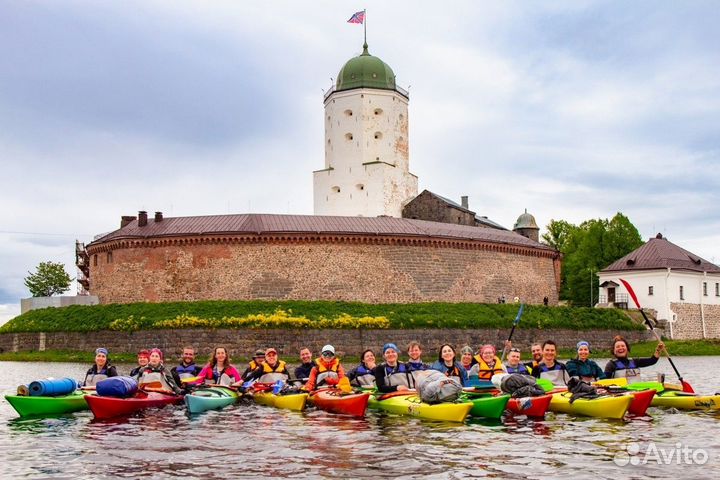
96,376,139,398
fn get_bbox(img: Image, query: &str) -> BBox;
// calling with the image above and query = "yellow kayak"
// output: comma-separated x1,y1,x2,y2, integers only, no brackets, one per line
650,391,720,410
252,391,308,411
549,391,632,419
368,392,473,422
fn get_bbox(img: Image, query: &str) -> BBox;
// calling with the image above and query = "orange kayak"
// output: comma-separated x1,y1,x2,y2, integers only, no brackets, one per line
310,389,370,417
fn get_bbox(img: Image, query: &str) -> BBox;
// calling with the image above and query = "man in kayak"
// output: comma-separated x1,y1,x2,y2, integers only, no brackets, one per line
469,344,504,381
531,340,569,387
294,348,314,381
83,347,119,387
242,350,266,381
195,346,242,386
524,343,543,370
604,335,664,384
566,341,605,382
375,343,413,393
138,348,182,394
406,341,429,387
171,346,202,385
431,344,468,386
246,348,289,383
304,345,346,391
503,348,531,375
347,349,377,387
129,349,150,379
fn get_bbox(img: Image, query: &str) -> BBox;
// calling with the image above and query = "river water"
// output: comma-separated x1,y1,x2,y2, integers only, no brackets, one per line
1,358,719,479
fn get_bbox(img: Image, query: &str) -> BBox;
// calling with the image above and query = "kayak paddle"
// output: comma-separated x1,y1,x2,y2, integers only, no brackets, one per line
500,303,525,363
619,278,694,393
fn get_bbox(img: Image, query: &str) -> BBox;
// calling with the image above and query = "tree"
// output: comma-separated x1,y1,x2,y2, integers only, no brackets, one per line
546,213,643,306
24,261,73,297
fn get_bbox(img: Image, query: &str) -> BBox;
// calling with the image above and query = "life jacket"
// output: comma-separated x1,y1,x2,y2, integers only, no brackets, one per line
406,360,428,388
383,362,411,388
139,365,175,391
568,359,601,382
258,360,288,383
505,363,531,375
315,358,340,387
247,360,260,371
84,365,110,387
537,362,568,387
469,356,505,380
351,363,376,387
439,363,462,384
611,358,641,384
205,365,237,386
175,363,199,379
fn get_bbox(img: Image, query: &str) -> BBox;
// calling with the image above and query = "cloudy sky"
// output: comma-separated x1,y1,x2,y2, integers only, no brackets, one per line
1,1,718,323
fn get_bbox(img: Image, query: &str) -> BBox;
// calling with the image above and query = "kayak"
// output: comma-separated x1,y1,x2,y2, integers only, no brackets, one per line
650,391,720,410
549,391,632,419
185,387,239,414
252,391,308,411
85,391,183,419
310,389,370,417
368,392,473,422
5,390,90,417
506,394,553,417
461,392,510,419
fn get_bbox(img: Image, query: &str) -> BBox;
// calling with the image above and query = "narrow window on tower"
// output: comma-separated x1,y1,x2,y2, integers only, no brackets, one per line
93,255,98,267
648,286,654,296
107,251,113,264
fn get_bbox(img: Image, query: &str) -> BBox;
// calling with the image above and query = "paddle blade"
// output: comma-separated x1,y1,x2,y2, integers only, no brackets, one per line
181,376,200,384
681,380,695,394
272,380,285,394
618,278,641,309
337,376,353,393
536,378,555,392
513,304,525,325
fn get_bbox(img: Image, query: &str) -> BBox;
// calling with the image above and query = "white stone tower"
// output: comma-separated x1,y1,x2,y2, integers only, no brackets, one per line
313,43,418,217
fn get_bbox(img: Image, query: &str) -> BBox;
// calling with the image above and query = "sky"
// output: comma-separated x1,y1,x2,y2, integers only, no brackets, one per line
1,0,719,324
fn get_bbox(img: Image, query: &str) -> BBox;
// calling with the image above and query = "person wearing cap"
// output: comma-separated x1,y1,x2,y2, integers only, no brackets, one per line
195,346,242,386
171,346,202,384
374,343,412,393
566,341,605,382
459,346,476,372
406,341,429,387
294,348,314,381
241,349,266,381
138,348,182,394
430,344,468,386
83,347,118,387
469,344,505,381
246,348,289,383
604,335,663,384
304,345,346,391
130,350,150,379
503,348,531,375
531,340,570,387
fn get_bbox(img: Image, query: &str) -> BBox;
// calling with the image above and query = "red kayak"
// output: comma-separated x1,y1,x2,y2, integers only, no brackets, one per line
310,389,370,417
85,391,184,419
626,389,656,416
506,394,553,417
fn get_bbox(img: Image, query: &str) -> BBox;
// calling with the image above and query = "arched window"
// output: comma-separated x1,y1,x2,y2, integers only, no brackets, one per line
331,186,341,193
356,184,365,191
374,132,383,140
344,109,353,117
345,133,353,141
374,108,383,115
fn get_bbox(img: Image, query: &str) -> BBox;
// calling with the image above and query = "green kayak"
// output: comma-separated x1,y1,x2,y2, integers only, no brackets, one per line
5,390,90,417
185,386,239,414
462,392,510,418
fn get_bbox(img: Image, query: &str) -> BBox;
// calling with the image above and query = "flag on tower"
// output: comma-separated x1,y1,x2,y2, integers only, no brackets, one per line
347,10,365,24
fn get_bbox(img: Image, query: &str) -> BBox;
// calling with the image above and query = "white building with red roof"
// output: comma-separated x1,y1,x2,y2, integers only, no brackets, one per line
598,233,720,339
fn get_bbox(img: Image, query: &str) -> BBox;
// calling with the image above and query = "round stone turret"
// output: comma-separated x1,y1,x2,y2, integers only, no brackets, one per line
513,209,540,242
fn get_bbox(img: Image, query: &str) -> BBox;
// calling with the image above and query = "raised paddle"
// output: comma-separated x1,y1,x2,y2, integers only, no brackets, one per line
500,303,525,363
619,278,694,393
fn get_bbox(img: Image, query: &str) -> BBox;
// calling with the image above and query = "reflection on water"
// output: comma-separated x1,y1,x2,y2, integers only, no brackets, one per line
1,359,719,479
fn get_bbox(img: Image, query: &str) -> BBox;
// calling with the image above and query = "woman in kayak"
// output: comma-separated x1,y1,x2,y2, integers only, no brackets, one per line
137,348,182,394
129,350,150,379
566,341,605,382
531,340,570,387
503,348,531,374
347,349,377,387
304,345,346,391
374,343,412,393
604,335,664,384
431,344,468,386
469,344,504,381
196,347,242,386
83,347,118,387
459,346,476,373
246,348,289,383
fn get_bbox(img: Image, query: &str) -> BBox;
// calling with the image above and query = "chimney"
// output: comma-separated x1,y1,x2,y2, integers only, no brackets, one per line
461,196,469,209
120,215,136,228
138,211,148,227
154,211,163,222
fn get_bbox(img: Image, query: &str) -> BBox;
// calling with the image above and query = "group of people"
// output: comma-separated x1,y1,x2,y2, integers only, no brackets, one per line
81,334,666,394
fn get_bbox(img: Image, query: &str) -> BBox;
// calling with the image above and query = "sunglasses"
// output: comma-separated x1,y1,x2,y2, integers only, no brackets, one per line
509,348,521,353
322,352,335,357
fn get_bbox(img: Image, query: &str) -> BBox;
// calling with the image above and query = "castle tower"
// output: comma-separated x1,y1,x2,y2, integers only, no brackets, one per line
313,43,418,217
513,209,540,242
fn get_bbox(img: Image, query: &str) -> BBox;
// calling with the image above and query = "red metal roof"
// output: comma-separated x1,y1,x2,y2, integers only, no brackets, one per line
89,213,553,251
602,234,720,273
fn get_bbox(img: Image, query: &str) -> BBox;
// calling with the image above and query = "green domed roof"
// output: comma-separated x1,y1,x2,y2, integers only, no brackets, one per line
513,209,539,230
336,43,396,92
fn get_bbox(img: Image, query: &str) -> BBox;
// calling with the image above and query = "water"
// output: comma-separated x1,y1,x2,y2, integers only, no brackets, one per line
2,358,719,479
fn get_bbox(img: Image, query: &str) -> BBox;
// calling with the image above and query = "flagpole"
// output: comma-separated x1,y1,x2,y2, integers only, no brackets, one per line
364,9,367,45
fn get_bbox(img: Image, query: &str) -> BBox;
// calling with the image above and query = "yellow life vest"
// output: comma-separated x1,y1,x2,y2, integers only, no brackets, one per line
262,360,287,374
471,356,505,380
